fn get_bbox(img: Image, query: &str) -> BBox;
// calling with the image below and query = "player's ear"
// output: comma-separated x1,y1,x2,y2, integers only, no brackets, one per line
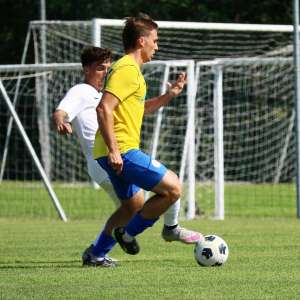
137,36,145,48
83,66,89,75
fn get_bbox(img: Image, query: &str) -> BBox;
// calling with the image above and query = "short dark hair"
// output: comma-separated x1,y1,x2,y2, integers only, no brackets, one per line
80,47,112,67
122,13,158,52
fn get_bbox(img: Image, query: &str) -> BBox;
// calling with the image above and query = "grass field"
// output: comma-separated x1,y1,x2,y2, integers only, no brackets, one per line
0,183,299,299
1,217,300,299
0,181,296,219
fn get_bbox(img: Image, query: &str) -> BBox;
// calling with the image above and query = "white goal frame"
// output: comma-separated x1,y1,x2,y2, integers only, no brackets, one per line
4,18,297,220
0,64,76,222
91,19,293,47
91,18,297,220
196,57,294,219
0,61,196,220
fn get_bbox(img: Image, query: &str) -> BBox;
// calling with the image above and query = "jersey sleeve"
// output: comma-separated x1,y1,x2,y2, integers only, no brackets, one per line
104,65,139,102
56,87,84,122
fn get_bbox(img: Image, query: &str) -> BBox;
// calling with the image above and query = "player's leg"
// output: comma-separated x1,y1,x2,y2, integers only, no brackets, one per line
82,158,143,267
100,177,120,207
113,170,180,254
88,177,121,251
162,202,203,244
83,193,143,267
104,189,144,235
112,151,183,253
82,159,120,265
87,158,120,207
115,170,179,238
154,151,201,244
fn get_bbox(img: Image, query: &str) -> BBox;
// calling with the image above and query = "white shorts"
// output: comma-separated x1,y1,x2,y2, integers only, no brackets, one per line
87,158,109,184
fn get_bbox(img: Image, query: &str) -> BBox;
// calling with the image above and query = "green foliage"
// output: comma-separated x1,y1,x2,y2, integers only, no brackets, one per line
0,0,293,64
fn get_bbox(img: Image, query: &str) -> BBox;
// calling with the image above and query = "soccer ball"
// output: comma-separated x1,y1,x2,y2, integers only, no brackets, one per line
194,235,229,267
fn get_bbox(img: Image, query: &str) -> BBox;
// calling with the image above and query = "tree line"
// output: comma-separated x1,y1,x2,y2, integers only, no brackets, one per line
0,0,292,65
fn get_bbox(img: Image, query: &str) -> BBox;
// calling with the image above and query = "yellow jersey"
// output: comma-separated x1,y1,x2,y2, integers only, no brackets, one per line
93,55,146,159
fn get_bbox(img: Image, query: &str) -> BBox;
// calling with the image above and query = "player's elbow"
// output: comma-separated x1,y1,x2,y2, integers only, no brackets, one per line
96,103,106,120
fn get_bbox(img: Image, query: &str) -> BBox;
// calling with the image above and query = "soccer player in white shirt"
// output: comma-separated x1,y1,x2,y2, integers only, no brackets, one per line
53,46,202,267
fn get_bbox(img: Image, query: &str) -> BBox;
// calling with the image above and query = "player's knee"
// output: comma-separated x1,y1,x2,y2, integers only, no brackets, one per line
132,200,144,212
123,190,144,213
161,180,181,204
160,172,181,203
168,182,181,203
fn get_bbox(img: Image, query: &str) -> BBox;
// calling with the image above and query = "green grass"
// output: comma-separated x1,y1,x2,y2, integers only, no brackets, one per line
1,217,300,299
0,181,299,299
0,181,115,219
195,182,296,218
0,181,297,219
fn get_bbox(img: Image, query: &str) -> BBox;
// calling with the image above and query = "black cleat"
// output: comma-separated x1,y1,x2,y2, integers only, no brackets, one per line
82,244,94,265
82,244,117,268
113,227,140,255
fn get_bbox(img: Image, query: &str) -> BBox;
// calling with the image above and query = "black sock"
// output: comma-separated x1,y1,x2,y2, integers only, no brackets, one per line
165,224,178,230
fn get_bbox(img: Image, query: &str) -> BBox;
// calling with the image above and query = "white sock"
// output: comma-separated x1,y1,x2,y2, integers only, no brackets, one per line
163,199,181,226
122,231,134,242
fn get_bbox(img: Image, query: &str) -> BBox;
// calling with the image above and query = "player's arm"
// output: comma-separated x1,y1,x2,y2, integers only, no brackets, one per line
96,92,123,174
144,72,187,114
53,109,72,135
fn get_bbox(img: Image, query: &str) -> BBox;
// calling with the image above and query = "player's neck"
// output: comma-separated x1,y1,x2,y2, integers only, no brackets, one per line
127,52,144,67
84,79,101,91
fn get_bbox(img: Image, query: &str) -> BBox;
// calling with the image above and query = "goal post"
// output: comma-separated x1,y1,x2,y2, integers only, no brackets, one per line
0,60,195,219
213,65,225,220
142,60,196,219
196,57,295,218
11,18,298,219
0,77,67,222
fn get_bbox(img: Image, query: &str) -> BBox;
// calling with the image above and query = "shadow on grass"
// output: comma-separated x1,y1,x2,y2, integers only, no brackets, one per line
0,258,186,269
0,260,81,269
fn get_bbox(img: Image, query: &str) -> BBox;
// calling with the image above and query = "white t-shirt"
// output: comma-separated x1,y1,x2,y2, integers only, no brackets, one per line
56,83,108,184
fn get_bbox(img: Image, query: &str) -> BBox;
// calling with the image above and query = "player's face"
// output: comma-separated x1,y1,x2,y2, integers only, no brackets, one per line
141,29,158,63
86,59,111,90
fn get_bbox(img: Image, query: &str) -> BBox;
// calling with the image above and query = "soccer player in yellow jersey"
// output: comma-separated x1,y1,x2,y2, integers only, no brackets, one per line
89,13,203,267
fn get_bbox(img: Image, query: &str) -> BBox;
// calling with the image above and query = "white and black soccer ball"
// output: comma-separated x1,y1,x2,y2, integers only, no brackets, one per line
194,235,229,267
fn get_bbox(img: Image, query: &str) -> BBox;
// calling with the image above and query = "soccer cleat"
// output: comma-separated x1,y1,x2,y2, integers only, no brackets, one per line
82,244,94,265
82,244,117,268
113,227,140,255
162,225,203,244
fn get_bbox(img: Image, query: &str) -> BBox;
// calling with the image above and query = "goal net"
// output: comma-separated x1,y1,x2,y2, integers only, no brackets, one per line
88,19,296,218
196,57,295,217
28,20,293,64
0,61,195,219
2,18,296,219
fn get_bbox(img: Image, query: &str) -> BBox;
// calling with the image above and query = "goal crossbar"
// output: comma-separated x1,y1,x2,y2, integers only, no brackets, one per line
197,57,293,67
92,18,293,32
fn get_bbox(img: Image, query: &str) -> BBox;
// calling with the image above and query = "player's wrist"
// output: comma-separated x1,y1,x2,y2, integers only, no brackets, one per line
166,89,176,98
108,146,120,155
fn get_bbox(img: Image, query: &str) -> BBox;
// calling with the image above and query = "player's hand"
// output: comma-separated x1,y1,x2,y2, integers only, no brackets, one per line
56,122,72,135
167,72,187,97
108,150,123,175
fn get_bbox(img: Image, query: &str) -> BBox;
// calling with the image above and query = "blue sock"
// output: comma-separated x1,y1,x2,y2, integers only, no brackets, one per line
125,213,159,237
92,230,116,257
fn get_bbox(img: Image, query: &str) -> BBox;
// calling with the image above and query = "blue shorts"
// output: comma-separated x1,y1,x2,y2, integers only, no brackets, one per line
97,149,167,200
